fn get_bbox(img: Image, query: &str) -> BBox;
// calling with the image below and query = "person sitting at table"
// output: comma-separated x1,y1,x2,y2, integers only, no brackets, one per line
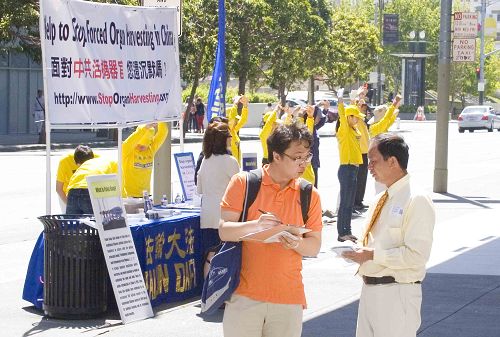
66,157,118,215
122,122,168,197
197,121,239,275
56,145,97,212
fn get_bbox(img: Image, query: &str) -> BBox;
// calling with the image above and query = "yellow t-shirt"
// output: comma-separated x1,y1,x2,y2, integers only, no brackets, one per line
369,104,398,138
56,154,79,195
122,122,168,197
337,103,363,165
358,121,370,155
56,152,100,195
301,116,315,184
67,158,118,191
259,110,278,161
227,105,248,166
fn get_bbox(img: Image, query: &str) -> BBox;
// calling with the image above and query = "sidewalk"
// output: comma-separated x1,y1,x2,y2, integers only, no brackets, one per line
6,194,500,337
4,120,498,337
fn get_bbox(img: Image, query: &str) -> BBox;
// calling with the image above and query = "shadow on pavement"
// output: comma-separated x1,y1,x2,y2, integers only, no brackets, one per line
433,193,500,209
303,238,500,337
20,310,115,337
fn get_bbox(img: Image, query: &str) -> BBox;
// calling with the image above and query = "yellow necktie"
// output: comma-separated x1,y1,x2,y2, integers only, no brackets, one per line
362,191,389,246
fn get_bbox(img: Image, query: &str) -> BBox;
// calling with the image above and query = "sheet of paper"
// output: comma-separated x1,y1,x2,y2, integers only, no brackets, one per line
240,225,311,243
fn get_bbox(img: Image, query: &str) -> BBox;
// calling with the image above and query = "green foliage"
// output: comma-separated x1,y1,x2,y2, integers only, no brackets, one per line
398,104,435,114
179,0,217,88
424,105,437,114
397,104,417,114
321,7,381,88
380,0,440,92
246,91,277,103
259,0,331,102
182,84,276,104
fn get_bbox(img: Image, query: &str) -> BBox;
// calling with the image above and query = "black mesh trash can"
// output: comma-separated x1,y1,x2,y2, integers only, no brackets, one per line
39,215,108,319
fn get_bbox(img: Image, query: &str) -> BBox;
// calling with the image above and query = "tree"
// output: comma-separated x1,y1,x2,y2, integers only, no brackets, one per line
258,0,329,104
380,0,440,93
179,0,218,133
225,0,268,95
320,8,381,89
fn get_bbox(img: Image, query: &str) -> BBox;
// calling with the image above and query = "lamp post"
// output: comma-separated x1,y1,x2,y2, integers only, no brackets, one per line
478,0,486,104
376,0,385,105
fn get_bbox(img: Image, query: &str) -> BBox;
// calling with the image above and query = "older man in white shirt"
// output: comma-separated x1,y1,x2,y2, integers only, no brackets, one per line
344,133,435,337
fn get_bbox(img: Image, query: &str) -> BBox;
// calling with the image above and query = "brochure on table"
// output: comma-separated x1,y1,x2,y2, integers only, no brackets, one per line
174,152,196,201
86,174,154,324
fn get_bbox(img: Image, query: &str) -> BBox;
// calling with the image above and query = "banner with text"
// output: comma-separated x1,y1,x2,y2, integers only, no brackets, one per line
173,152,196,201
39,0,182,125
86,174,154,324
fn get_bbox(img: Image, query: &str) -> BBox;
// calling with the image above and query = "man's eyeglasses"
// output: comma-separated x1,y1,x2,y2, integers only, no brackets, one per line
282,152,313,165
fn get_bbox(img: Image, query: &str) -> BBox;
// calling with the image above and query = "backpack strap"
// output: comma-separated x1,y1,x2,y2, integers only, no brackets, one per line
238,169,262,222
299,178,313,224
239,169,311,224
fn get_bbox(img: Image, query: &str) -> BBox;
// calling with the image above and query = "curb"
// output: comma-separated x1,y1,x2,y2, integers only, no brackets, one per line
0,135,261,152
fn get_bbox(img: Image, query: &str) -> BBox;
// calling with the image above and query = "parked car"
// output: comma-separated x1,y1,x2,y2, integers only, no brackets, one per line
315,98,339,122
458,105,500,133
285,98,307,108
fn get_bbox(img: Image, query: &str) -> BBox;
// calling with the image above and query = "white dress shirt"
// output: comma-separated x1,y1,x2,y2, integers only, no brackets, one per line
196,154,240,229
359,174,435,283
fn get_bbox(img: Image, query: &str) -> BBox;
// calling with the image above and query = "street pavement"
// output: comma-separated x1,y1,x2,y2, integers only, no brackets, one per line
1,121,499,336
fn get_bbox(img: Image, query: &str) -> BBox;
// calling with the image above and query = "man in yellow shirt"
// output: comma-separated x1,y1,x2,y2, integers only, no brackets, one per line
336,90,365,242
226,95,249,166
56,145,96,211
122,122,168,197
66,157,118,215
354,100,371,212
259,105,281,165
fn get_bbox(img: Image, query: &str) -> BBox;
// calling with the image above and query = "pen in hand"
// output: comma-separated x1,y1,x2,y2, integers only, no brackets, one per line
258,209,283,224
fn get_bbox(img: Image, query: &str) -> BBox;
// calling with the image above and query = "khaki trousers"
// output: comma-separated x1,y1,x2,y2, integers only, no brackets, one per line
223,294,303,337
356,283,422,337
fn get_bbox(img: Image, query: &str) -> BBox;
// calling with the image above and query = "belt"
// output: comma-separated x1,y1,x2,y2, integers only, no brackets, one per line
362,276,421,285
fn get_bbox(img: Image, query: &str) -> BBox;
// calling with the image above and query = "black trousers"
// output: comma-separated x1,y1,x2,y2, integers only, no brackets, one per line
354,153,368,206
313,167,318,188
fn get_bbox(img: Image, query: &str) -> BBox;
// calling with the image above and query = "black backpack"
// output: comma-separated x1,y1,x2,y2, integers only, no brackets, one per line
245,168,312,224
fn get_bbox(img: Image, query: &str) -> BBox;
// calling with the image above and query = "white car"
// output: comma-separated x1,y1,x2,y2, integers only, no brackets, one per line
458,105,500,133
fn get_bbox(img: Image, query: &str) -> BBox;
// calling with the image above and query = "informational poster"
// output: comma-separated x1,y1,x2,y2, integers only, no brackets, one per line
39,0,182,125
173,152,196,201
86,174,154,324
383,14,399,45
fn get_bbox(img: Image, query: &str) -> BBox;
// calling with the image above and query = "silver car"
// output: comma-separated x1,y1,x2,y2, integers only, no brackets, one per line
458,105,500,133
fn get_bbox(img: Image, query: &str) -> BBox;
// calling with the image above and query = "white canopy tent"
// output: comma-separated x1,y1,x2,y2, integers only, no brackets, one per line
39,0,184,213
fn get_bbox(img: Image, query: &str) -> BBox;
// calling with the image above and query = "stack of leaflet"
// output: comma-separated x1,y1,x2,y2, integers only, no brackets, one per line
159,203,201,213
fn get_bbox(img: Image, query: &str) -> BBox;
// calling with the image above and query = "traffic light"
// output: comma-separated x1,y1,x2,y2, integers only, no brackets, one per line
476,67,481,80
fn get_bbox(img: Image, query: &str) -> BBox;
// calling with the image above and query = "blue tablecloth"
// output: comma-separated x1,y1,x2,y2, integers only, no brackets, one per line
22,213,203,309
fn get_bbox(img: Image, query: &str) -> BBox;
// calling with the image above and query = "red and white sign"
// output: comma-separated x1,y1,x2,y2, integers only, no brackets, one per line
452,38,476,62
453,12,478,38
39,0,182,126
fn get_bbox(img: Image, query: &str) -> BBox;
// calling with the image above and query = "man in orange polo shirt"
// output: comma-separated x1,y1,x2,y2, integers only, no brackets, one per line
219,123,323,337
